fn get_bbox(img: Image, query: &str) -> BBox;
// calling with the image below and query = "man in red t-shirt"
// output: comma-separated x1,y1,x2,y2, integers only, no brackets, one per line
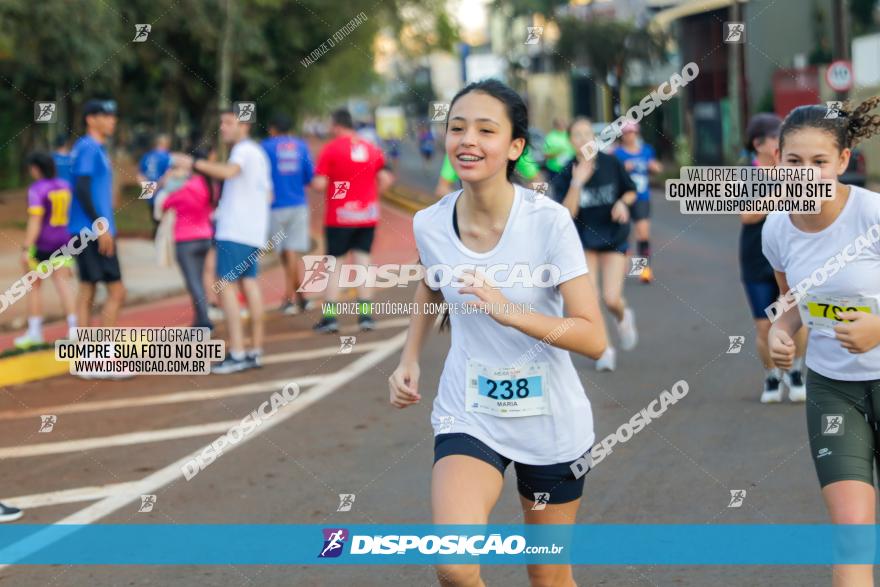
311,109,394,333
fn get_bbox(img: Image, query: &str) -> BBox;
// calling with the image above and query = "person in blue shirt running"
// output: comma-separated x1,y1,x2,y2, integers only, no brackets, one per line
262,113,315,315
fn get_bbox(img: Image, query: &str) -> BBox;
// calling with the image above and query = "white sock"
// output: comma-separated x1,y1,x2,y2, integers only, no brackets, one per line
250,348,263,357
27,317,42,338
230,350,246,361
790,356,804,372
765,367,781,379
66,314,77,330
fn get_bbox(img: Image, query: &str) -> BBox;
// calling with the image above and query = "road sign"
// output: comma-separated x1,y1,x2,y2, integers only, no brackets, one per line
826,60,853,92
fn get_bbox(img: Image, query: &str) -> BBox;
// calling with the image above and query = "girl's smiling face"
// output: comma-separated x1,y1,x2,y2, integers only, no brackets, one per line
446,91,524,183
779,127,850,181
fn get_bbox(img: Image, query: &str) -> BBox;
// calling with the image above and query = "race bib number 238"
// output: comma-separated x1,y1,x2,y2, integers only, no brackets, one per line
465,359,550,418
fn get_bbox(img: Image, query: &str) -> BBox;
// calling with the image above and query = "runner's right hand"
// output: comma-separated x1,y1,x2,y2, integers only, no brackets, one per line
389,362,421,408
97,232,115,257
571,158,594,187
768,328,795,371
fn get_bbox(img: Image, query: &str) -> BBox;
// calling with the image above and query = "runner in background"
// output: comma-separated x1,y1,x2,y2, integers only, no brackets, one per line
613,122,662,284
262,113,314,316
741,113,807,403
551,117,638,372
52,134,73,185
14,152,77,349
179,108,273,374
312,109,394,333
764,98,880,587
390,79,606,587
434,149,543,198
160,147,216,329
137,134,172,235
418,123,435,170
542,117,575,183
70,100,126,336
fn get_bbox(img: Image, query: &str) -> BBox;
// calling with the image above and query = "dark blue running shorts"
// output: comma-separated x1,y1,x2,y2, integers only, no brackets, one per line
433,432,588,504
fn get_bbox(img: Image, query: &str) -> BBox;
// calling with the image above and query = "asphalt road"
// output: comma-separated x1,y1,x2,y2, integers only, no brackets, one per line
0,170,833,585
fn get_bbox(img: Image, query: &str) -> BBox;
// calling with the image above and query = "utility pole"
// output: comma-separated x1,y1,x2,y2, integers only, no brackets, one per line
727,0,744,162
832,0,850,101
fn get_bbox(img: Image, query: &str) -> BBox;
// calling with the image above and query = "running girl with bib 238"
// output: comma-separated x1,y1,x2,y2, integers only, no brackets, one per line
389,79,607,587
763,98,880,587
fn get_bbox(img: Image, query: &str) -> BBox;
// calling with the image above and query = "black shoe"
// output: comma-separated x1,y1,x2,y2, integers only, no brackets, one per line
358,314,376,331
0,502,23,523
212,355,251,374
313,317,339,334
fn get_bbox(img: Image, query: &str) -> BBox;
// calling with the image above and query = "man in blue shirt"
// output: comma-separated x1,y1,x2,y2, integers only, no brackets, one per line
138,134,171,184
262,113,314,315
70,99,126,335
52,134,73,185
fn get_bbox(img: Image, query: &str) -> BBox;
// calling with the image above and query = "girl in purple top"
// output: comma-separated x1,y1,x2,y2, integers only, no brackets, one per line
15,153,77,349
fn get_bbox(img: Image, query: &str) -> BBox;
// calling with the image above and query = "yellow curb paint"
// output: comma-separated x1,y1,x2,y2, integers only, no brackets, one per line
0,350,67,387
382,186,431,214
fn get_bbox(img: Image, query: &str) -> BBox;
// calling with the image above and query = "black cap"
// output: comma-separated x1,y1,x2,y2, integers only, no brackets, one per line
83,99,118,117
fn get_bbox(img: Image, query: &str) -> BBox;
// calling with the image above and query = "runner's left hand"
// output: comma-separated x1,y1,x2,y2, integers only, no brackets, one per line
834,311,880,353
611,200,630,223
457,269,516,327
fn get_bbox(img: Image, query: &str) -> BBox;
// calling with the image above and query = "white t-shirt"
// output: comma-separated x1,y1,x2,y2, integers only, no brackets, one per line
762,185,880,380
215,139,273,247
413,184,593,465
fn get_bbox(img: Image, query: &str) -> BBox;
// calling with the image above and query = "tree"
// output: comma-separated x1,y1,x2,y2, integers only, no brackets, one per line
556,17,668,116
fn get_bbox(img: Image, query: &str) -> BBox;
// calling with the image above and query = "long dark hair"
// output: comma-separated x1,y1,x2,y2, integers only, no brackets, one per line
438,80,530,331
445,79,530,182
779,97,880,153
192,147,219,207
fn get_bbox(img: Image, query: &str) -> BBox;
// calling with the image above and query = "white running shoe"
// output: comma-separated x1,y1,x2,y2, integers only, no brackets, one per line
596,347,617,372
617,308,638,351
14,332,44,350
784,370,807,402
207,305,224,322
760,375,783,403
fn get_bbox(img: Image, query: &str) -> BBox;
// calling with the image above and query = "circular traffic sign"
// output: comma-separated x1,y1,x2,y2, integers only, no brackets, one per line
826,60,853,92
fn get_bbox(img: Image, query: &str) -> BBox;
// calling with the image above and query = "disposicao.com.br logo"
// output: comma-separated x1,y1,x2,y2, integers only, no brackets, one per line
298,256,562,292
318,528,562,558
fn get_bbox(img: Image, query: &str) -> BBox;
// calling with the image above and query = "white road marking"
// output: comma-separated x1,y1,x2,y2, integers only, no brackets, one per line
0,376,322,421
5,483,138,509
263,340,387,365
0,328,408,568
0,421,239,459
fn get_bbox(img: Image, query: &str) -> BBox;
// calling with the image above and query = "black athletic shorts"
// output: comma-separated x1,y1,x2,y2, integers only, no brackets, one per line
434,433,588,504
77,239,122,283
630,200,650,222
325,226,375,257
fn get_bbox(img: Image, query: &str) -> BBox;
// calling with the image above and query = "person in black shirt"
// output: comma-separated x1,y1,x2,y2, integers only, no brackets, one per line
741,113,807,403
551,117,638,371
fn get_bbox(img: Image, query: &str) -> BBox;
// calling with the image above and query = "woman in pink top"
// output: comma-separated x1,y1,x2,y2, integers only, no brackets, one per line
162,148,216,328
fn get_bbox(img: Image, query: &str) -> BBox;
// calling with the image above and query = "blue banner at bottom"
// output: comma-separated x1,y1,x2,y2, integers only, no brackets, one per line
0,524,877,565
